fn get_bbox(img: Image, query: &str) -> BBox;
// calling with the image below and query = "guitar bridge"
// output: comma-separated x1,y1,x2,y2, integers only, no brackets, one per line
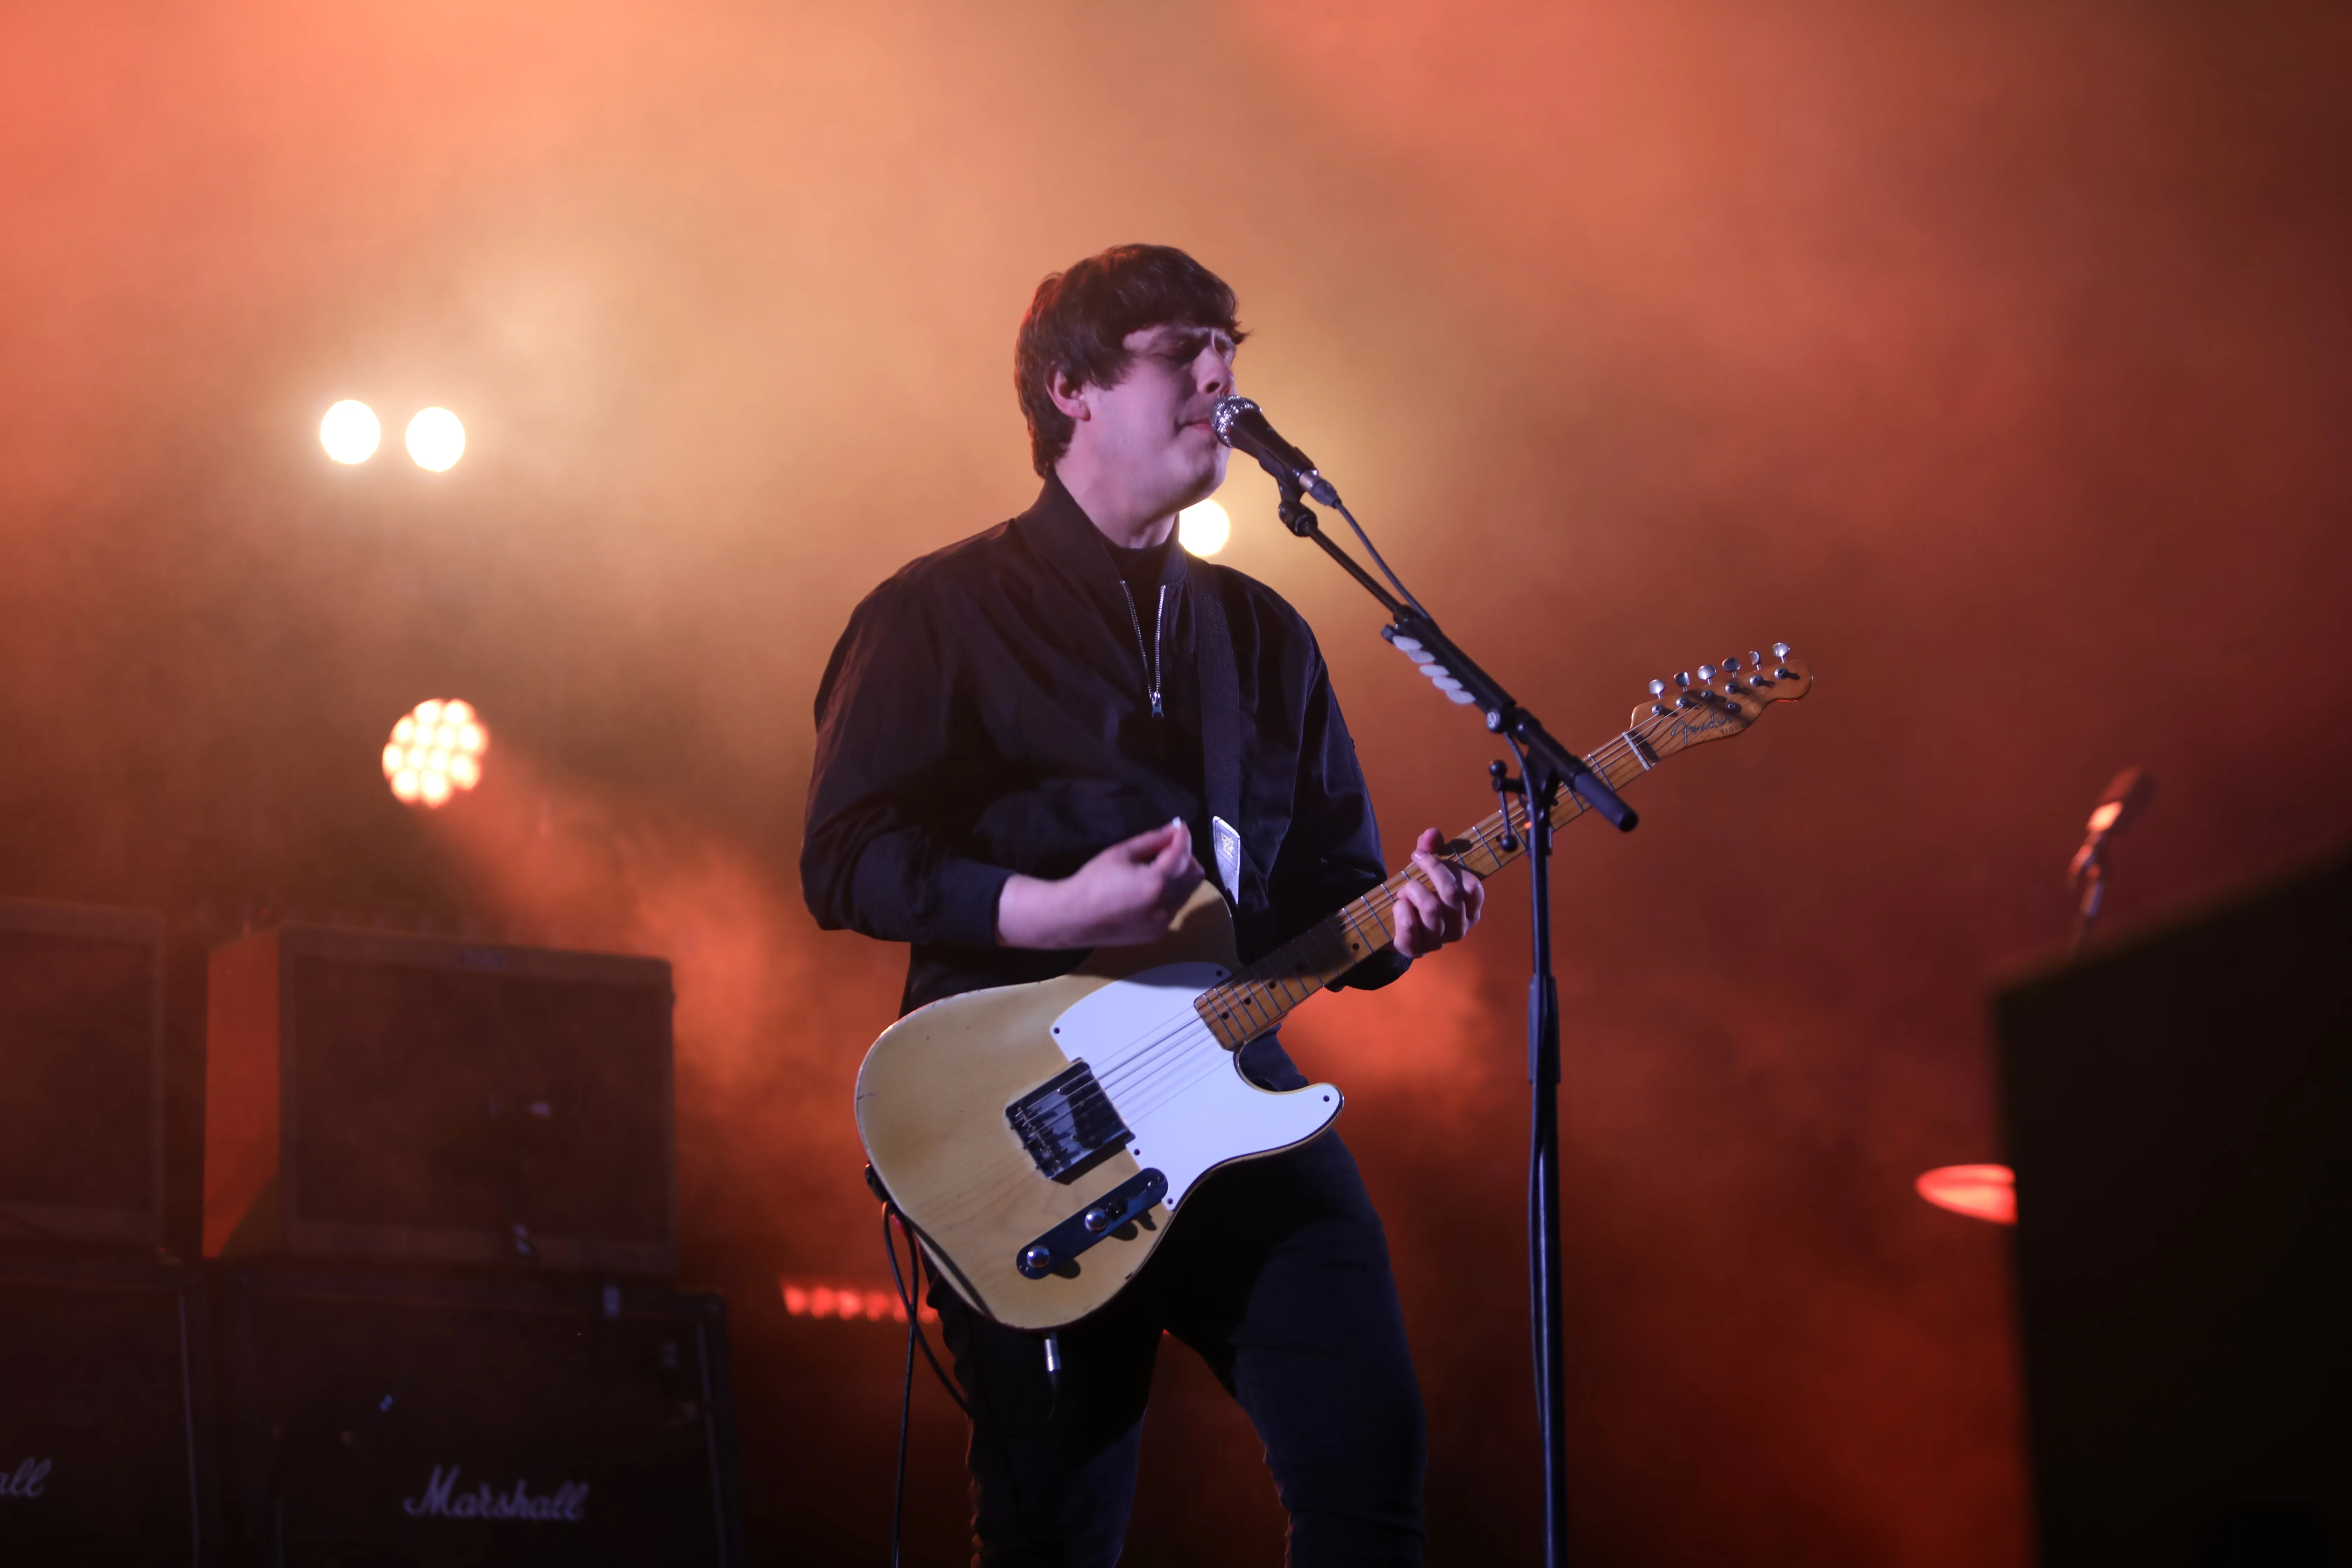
1016,1167,1168,1279
1007,1062,1132,1184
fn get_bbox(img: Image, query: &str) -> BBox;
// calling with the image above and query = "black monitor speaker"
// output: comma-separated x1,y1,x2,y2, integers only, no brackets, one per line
1997,849,2351,1567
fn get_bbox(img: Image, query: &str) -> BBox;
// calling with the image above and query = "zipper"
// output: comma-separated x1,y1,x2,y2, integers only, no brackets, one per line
1117,582,1167,718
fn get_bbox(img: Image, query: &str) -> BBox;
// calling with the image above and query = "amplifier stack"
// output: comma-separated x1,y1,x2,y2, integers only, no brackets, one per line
0,905,744,1565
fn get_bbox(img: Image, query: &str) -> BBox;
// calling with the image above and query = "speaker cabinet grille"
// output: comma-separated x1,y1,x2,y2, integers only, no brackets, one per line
0,899,165,1246
206,926,676,1275
215,1266,742,1566
0,1256,216,1563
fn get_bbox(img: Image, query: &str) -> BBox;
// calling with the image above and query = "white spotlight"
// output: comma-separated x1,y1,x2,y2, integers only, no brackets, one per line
320,400,382,463
383,698,489,808
405,407,467,472
1178,498,1231,557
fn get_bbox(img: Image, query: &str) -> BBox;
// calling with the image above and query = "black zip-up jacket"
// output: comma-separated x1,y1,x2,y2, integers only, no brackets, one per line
802,474,1409,1017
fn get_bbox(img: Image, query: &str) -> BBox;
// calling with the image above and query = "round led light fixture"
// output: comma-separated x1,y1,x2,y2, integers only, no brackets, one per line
405,407,466,471
320,400,382,463
383,698,489,808
1178,498,1230,557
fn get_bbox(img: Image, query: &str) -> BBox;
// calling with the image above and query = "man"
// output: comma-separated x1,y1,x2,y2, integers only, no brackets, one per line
802,244,1482,1566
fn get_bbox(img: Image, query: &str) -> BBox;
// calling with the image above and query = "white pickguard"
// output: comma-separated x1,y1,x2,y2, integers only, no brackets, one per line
1048,963,1343,1209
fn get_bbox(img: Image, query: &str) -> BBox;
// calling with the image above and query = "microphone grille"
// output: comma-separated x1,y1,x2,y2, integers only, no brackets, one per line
1209,396,1257,446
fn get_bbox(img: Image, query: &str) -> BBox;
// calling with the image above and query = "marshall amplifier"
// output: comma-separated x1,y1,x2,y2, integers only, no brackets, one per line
0,1254,219,1562
0,897,166,1247
205,925,676,1275
214,1264,743,1566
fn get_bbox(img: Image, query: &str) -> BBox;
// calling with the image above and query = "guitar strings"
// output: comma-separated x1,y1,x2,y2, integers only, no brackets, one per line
1094,721,1661,1098
955,698,1737,1217
1084,722,1666,1114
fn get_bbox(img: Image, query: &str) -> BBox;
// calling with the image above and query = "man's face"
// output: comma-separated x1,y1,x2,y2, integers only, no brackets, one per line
1059,322,1238,514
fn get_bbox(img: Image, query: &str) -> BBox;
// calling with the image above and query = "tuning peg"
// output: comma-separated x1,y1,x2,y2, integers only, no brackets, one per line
1750,650,1764,668
1674,672,1691,688
1772,642,1791,659
1696,664,1717,682
1723,655,1741,672
1647,678,1667,696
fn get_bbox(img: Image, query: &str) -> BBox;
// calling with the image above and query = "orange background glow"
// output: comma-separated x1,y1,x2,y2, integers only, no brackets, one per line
2,2,2348,1562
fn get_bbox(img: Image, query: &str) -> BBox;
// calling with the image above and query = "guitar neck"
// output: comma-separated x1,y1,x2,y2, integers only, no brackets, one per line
1193,722,1661,1051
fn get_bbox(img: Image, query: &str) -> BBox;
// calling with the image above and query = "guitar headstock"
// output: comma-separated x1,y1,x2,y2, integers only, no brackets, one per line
1627,643,1813,761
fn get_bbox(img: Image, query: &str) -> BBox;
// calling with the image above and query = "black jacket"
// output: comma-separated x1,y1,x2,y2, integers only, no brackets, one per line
802,474,1407,1015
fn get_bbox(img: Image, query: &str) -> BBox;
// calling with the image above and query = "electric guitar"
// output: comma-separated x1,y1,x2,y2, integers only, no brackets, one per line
856,645,1815,1329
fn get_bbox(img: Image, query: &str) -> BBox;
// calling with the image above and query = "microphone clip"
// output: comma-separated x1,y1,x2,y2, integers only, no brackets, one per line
1266,462,1322,538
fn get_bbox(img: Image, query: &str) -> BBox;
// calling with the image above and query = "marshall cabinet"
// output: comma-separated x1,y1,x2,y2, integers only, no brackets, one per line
0,1254,220,1563
0,897,167,1247
204,925,677,1275
213,1264,744,1566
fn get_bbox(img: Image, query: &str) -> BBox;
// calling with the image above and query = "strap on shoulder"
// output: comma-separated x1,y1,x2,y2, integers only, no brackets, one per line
1190,556,1244,903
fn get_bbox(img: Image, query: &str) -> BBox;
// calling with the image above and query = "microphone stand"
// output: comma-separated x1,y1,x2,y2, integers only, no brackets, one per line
1266,473,1633,1568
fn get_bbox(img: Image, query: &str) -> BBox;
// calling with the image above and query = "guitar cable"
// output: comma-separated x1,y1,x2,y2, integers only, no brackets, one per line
882,1201,964,1568
878,1196,1066,1567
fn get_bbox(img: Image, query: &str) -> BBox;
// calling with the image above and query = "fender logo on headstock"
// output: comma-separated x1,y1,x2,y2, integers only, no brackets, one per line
1659,705,1738,746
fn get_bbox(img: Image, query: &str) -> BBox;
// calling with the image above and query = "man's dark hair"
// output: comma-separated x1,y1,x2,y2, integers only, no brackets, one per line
1015,244,1247,477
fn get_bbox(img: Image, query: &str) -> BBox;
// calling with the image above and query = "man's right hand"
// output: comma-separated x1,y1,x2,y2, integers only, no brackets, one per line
995,819,1206,950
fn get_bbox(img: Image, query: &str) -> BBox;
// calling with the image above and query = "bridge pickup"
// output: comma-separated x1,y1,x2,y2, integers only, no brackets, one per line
1015,1168,1168,1280
1007,1061,1132,1184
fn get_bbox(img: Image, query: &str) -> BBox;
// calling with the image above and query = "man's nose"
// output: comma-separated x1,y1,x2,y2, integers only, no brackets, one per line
1196,351,1230,398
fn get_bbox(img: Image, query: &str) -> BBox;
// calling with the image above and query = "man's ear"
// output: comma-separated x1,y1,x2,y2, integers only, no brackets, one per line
1046,366,1091,423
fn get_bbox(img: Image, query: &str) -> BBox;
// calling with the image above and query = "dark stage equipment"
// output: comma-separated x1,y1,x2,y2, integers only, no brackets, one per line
1998,848,2352,1567
0,1254,220,1563
205,925,678,1275
213,1263,743,1565
0,897,166,1248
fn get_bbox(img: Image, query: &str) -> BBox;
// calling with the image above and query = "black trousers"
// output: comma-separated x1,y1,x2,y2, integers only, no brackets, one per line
928,1049,1426,1568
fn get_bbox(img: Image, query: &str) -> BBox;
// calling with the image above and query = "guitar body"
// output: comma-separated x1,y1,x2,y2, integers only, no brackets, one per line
855,882,1343,1330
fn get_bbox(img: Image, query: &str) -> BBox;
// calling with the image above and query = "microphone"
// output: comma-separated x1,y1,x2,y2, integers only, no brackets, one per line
2068,765,2154,882
1211,397,1340,506
2068,765,2154,947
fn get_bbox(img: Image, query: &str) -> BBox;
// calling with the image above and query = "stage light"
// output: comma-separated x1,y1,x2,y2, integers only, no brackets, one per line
383,698,489,808
405,407,466,471
1915,1163,2016,1225
779,1277,936,1324
1179,498,1230,556
320,400,382,463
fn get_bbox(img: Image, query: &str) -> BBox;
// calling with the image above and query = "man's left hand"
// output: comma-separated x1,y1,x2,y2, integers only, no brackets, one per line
1393,827,1485,959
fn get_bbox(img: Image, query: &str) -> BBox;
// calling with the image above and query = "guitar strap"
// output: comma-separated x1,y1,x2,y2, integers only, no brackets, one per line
1189,555,1246,904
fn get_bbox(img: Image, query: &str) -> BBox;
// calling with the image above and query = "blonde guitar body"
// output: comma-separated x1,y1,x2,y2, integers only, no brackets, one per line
856,882,1340,1331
